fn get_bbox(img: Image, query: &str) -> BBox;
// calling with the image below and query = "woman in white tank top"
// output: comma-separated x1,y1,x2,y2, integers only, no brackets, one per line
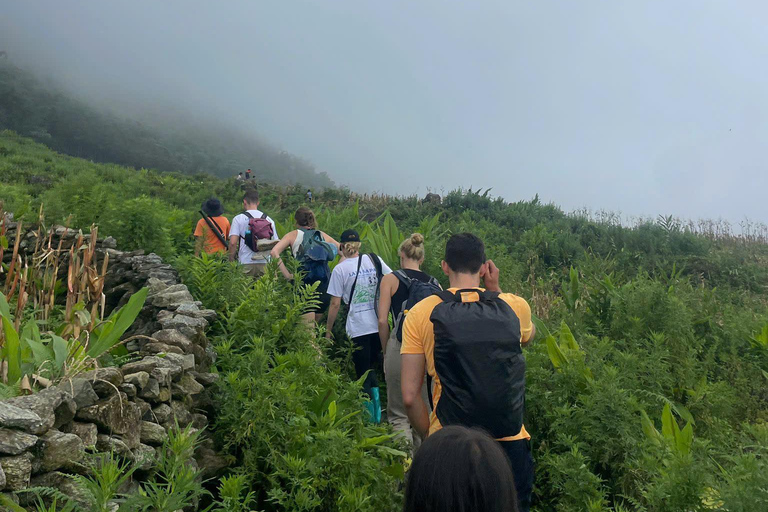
270,207,340,323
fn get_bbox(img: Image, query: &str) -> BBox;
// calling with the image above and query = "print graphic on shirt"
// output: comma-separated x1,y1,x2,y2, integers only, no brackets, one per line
350,268,379,307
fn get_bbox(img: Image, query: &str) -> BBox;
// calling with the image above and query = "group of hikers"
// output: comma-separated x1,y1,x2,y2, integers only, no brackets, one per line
194,190,535,512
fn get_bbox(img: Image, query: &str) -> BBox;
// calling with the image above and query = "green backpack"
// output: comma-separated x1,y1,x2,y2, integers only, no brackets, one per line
296,229,336,285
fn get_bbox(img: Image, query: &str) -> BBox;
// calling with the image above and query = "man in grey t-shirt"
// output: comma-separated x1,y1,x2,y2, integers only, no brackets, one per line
228,189,279,278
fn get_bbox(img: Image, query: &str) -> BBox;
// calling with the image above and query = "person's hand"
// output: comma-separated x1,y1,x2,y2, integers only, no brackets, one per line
482,259,502,292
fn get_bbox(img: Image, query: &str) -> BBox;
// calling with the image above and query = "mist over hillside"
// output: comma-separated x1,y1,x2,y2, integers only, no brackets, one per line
0,61,333,188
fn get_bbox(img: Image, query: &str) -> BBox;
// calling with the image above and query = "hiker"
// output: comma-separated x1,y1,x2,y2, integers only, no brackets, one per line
404,426,519,512
306,189,313,203
194,198,230,256
236,172,244,181
401,233,536,512
326,229,392,422
377,233,441,449
245,168,252,180
269,207,340,323
229,190,279,278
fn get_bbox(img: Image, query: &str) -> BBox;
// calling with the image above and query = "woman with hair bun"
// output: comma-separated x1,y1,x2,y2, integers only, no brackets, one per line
377,233,441,448
270,207,340,323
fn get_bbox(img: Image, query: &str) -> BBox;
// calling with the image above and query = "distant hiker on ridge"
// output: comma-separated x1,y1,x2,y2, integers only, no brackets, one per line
194,198,230,256
245,168,252,180
401,233,536,512
306,189,313,203
229,190,279,278
270,207,339,324
236,172,244,181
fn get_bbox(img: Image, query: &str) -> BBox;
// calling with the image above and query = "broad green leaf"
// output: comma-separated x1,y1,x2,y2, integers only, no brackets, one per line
359,434,395,448
21,320,41,344
640,410,660,444
51,335,69,371
671,401,696,426
88,287,148,358
677,422,693,455
0,292,10,319
531,314,550,339
559,322,579,351
0,235,8,250
546,335,568,370
25,338,53,367
660,403,676,443
1,316,22,385
327,400,337,423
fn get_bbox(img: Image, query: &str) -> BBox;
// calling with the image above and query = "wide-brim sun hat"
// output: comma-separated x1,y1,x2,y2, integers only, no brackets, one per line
202,198,224,217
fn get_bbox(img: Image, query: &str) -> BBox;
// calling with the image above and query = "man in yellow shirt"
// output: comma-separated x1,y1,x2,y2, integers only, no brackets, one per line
401,233,536,512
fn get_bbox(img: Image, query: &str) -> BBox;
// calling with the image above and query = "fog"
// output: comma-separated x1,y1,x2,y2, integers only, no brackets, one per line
2,0,767,223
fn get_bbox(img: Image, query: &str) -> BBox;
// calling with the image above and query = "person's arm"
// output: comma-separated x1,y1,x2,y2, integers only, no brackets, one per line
325,296,341,339
228,235,239,262
321,232,340,250
228,216,241,262
270,231,296,280
402,354,430,439
377,274,396,353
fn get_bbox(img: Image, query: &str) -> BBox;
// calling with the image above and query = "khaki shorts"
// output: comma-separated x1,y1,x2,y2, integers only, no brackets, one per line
242,263,267,279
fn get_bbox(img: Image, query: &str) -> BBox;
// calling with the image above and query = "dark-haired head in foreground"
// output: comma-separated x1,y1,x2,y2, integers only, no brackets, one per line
404,426,519,512
444,232,486,274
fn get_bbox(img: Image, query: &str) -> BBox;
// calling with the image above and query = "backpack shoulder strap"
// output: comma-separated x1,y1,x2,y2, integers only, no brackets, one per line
347,256,364,305
437,290,460,302
260,212,268,220
368,253,383,279
243,211,253,219
394,269,412,288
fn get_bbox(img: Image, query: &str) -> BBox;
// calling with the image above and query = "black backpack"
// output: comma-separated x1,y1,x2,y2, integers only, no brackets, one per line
429,288,526,439
392,270,441,342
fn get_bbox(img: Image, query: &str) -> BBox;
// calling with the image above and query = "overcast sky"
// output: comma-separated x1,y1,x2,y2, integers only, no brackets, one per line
2,1,766,223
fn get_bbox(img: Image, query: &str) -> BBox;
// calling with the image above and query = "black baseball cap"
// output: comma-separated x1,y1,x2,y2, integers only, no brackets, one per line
340,229,360,243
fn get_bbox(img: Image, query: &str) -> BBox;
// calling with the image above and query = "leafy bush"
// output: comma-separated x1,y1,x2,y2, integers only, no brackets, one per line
180,258,407,512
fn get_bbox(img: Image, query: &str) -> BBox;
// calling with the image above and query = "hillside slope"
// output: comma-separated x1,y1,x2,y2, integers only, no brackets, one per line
3,132,768,510
0,61,332,187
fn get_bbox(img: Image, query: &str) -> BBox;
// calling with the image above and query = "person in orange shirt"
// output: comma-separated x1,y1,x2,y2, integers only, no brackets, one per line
401,233,536,512
194,198,231,256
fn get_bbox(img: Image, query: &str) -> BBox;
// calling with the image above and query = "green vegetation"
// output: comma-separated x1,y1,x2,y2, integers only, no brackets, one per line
0,217,148,395
2,131,768,510
0,62,332,187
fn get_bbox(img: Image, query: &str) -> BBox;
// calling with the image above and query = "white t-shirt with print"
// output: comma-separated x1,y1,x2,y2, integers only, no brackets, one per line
327,254,392,338
229,209,279,264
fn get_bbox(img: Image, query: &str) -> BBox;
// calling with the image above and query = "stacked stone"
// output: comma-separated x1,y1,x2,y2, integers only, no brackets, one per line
0,221,228,506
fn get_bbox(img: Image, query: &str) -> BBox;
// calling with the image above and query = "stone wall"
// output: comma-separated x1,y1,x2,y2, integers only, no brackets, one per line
0,222,227,508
